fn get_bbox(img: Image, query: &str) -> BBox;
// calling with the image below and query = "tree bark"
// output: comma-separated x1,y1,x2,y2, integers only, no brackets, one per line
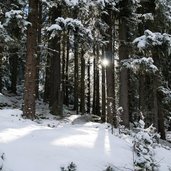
0,46,3,93
92,46,96,115
102,8,116,127
73,28,79,114
49,6,62,116
119,18,129,128
23,0,38,120
62,33,66,105
157,94,166,140
101,48,106,122
80,50,85,115
95,45,100,116
65,30,70,106
153,54,165,139
87,58,91,113
35,0,42,99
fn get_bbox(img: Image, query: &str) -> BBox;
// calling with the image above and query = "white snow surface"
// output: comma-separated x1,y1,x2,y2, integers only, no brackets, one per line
0,109,171,171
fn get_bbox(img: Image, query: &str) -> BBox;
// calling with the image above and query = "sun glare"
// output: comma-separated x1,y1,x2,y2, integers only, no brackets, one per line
101,58,109,67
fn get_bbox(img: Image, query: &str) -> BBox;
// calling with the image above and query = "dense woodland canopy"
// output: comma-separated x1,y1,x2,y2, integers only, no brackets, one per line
0,0,171,140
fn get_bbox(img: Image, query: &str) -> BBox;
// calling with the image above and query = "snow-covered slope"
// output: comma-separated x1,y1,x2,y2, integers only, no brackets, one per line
0,109,171,171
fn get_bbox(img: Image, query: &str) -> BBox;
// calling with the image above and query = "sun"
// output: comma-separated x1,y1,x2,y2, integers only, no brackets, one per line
101,58,109,67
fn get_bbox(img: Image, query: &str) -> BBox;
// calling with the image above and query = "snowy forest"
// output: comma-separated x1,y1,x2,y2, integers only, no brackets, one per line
1,0,171,170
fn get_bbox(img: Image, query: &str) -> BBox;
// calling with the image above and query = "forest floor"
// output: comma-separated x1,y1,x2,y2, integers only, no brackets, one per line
0,94,171,171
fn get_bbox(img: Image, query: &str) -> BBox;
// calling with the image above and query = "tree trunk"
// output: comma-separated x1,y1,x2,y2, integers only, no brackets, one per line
105,49,116,127
153,54,165,139
101,48,106,122
65,30,70,106
35,0,42,99
80,50,85,115
92,44,100,116
49,6,62,116
87,58,91,113
73,28,79,114
0,45,3,93
49,35,61,115
62,33,66,105
23,0,38,120
119,18,129,128
103,9,116,128
95,45,100,116
92,46,96,115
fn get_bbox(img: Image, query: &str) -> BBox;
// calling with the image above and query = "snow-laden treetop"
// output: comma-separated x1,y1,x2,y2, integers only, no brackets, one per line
133,29,171,55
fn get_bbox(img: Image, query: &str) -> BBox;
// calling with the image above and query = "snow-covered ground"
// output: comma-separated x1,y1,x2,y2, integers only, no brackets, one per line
0,108,171,171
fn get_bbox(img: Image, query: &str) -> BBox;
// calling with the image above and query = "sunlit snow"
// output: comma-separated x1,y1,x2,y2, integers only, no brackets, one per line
0,109,171,171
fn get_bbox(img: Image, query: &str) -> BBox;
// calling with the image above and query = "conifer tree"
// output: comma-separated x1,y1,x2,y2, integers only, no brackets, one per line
23,0,38,119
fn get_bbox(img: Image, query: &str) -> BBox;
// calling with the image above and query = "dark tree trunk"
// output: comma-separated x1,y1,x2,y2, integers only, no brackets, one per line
35,0,42,99
87,58,91,113
92,44,100,116
73,28,79,114
101,48,106,122
0,45,3,93
119,18,129,128
65,30,70,106
49,6,62,116
153,54,165,139
95,45,100,116
23,0,38,120
92,46,96,115
102,8,116,128
105,49,116,127
62,33,66,105
80,50,85,115
168,55,171,89
49,36,61,115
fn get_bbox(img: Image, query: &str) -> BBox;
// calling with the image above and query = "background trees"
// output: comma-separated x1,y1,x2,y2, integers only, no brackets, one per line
0,0,171,139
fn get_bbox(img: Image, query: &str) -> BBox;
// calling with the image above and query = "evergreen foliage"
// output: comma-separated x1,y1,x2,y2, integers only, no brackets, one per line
60,162,77,171
133,116,160,170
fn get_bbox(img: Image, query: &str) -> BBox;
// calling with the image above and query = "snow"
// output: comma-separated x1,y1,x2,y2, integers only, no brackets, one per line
133,30,163,49
47,24,62,31
47,17,93,43
65,0,79,6
133,30,171,55
121,57,158,74
155,147,171,171
0,108,171,171
142,13,154,21
5,10,23,19
0,93,12,107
